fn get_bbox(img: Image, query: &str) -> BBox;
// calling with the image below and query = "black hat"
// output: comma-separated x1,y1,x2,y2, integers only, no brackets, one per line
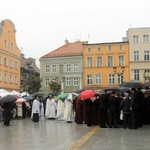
131,88,136,91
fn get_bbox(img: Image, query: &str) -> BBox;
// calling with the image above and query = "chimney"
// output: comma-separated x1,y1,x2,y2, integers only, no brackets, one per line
65,39,69,45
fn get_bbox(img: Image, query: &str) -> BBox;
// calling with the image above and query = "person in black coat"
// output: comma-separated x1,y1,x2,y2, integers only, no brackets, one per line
98,90,108,128
120,93,131,129
22,102,27,119
85,98,94,127
1,101,13,126
130,88,140,129
108,91,119,128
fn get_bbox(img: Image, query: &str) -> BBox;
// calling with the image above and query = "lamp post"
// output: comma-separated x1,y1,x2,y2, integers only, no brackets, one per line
61,76,65,93
113,66,125,86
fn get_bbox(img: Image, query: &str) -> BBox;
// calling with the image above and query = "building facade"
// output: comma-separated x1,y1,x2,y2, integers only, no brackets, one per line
127,27,150,83
83,41,130,89
0,19,21,92
40,41,85,94
20,54,40,92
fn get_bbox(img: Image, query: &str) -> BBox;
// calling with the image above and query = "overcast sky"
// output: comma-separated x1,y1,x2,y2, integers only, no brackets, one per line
1,0,150,67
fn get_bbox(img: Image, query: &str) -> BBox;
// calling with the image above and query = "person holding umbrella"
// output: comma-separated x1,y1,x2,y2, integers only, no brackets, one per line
1,101,13,126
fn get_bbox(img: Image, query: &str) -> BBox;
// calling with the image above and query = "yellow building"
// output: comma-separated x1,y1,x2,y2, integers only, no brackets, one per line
0,19,21,92
83,41,129,89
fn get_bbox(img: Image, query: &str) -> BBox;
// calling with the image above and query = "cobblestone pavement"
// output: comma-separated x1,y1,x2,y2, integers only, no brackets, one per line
0,116,150,150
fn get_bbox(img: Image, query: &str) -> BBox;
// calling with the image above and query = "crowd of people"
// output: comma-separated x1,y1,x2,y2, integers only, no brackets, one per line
0,88,150,130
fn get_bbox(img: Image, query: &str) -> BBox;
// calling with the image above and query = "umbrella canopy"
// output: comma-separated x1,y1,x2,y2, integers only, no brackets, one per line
123,81,145,89
23,96,34,101
16,98,26,103
57,93,68,99
103,87,119,91
0,95,16,104
80,90,96,100
117,87,130,94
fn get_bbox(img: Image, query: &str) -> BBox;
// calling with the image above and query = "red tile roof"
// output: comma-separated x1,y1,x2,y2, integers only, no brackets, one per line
41,41,87,58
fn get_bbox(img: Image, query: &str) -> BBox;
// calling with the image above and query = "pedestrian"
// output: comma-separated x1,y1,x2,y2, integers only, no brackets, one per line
108,91,119,128
1,101,13,126
56,98,65,121
64,94,74,123
130,88,139,129
32,95,40,122
98,90,108,128
120,93,131,129
22,102,27,119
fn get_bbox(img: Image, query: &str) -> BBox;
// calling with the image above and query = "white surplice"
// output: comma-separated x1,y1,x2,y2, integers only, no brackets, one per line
31,99,40,118
56,99,65,120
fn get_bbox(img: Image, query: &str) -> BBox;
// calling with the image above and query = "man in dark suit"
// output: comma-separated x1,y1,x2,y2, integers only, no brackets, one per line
98,90,108,128
1,101,13,126
108,91,119,128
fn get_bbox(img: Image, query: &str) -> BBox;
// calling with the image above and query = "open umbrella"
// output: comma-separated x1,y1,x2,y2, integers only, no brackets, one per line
79,90,96,100
123,81,145,89
16,98,26,103
103,87,119,91
0,95,16,104
57,93,68,99
23,96,34,101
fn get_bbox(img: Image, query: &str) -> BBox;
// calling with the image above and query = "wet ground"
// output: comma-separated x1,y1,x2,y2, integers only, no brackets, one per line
0,116,150,150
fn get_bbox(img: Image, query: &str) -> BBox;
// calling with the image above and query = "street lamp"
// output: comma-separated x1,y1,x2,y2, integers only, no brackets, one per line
113,66,125,86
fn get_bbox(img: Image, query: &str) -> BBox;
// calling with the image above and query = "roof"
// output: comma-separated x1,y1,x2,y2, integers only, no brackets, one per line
21,57,40,73
41,41,87,58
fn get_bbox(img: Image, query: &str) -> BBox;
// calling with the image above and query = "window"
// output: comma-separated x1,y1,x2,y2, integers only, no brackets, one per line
0,56,2,64
108,56,113,66
133,35,139,43
118,74,123,84
143,35,149,43
119,45,123,50
145,69,150,80
4,40,7,48
52,65,57,73
97,56,102,67
14,75,18,84
109,74,115,84
88,48,91,52
4,73,7,82
45,78,50,86
134,70,139,81
118,56,124,66
108,45,112,50
45,65,50,73
87,57,92,67
9,74,13,83
66,78,71,86
144,50,150,61
10,43,14,50
95,74,101,85
10,60,13,67
14,61,18,69
73,64,79,72
4,58,7,66
66,64,71,72
87,74,92,85
0,73,2,81
98,47,101,51
73,77,79,86
133,51,139,61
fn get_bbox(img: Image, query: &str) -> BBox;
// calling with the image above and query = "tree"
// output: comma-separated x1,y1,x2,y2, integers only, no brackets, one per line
26,73,43,94
48,81,61,94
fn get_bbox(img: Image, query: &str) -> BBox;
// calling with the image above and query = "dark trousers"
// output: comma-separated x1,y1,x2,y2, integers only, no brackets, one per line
86,111,92,126
109,112,118,127
33,113,39,122
123,113,131,128
4,112,11,125
100,108,107,127
131,110,138,129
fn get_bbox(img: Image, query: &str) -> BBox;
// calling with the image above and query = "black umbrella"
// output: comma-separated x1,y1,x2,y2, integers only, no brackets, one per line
0,95,16,104
117,87,130,94
123,81,145,89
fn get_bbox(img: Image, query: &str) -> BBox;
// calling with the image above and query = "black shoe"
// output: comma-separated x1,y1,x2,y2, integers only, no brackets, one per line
67,121,72,123
114,126,119,128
